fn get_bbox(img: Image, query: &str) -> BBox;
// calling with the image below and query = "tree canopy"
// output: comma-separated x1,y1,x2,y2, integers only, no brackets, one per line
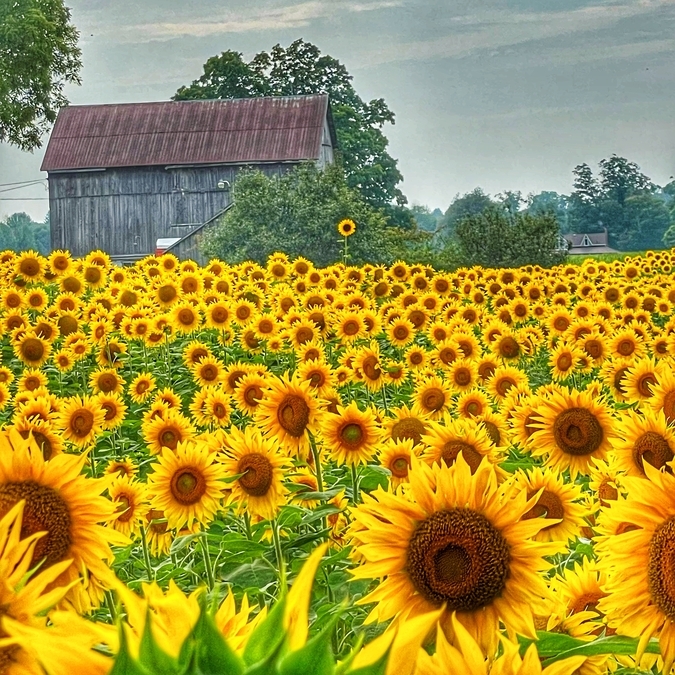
202,164,421,267
0,0,81,150
0,212,50,254
174,40,406,213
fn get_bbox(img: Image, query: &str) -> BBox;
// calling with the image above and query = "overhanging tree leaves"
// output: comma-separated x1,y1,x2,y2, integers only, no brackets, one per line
174,40,406,212
0,0,81,150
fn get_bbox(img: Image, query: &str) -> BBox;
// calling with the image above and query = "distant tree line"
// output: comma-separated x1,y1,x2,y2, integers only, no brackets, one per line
0,212,50,254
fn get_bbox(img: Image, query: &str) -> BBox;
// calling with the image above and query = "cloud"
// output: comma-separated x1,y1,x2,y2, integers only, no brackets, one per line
354,0,675,67
104,0,403,42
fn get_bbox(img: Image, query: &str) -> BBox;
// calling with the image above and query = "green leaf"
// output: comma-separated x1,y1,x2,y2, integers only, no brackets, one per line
192,610,245,675
138,610,180,675
277,608,342,675
110,623,153,675
345,648,390,675
539,634,661,666
242,595,288,667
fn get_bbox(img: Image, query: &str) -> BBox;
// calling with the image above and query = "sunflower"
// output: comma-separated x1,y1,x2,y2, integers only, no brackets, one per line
296,359,335,398
610,409,675,477
414,613,585,675
386,318,415,347
287,317,318,349
191,356,225,388
486,365,529,401
446,359,478,393
337,218,356,237
490,329,523,361
13,332,50,368
143,508,174,557
412,375,453,421
88,367,124,395
202,388,232,428
142,409,196,455
405,345,428,371
600,357,633,402
595,464,675,671
147,439,225,532
549,342,583,381
529,388,615,478
421,417,498,473
105,457,137,479
232,372,269,416
55,395,105,447
351,342,387,391
650,367,675,425
222,362,257,394
128,372,156,404
96,392,128,431
456,389,491,419
349,456,558,653
378,438,418,490
0,502,116,675
170,302,202,334
383,404,429,446
609,328,645,360
512,466,589,543
15,251,44,281
622,356,662,402
0,429,126,611
320,401,382,466
108,476,148,538
221,426,290,521
254,375,321,458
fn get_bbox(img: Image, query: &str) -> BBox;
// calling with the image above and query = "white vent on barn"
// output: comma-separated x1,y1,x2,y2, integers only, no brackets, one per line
580,234,593,247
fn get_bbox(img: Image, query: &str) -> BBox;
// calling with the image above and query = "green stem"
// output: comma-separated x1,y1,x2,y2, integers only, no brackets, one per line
272,521,287,594
200,535,215,591
309,432,324,494
104,589,117,622
140,526,155,582
244,511,253,540
351,464,360,504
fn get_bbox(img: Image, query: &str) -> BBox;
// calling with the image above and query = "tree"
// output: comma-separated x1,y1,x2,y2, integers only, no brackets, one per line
174,40,405,213
663,223,675,249
568,163,601,234
454,208,566,269
409,204,442,233
0,0,81,150
202,164,417,267
440,188,497,236
620,194,672,250
0,212,50,254
598,154,655,206
527,191,570,232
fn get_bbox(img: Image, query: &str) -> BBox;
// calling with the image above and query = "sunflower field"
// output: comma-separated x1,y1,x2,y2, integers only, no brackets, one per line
2,244,675,675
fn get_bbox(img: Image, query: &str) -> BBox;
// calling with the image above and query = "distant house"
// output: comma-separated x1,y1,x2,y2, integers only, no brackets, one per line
40,95,337,262
563,229,617,256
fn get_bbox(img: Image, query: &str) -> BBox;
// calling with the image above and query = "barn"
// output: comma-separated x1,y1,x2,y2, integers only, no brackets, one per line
40,94,337,262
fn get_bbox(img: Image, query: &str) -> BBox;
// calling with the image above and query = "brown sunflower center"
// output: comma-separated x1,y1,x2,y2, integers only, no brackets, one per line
454,368,472,387
19,430,54,461
115,494,135,523
178,308,195,325
295,327,314,345
102,402,118,422
277,394,310,437
393,325,410,340
70,408,95,437
391,418,426,446
98,373,119,393
523,489,565,527
19,258,40,277
407,509,510,611
495,377,516,397
200,364,219,382
421,388,446,412
617,339,635,356
0,481,71,569
663,391,675,426
597,479,618,506
159,426,180,450
362,355,382,381
238,453,273,497
440,441,483,473
584,340,602,358
569,591,604,615
170,468,207,505
465,401,482,416
637,373,657,398
21,338,44,363
343,319,360,336
340,423,365,448
557,354,573,372
390,456,410,478
146,508,168,534
499,337,520,359
632,431,674,474
243,385,264,407
553,407,603,456
648,516,675,622
482,421,501,445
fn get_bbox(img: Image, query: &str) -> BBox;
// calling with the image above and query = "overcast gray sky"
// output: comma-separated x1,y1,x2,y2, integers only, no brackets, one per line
2,0,674,221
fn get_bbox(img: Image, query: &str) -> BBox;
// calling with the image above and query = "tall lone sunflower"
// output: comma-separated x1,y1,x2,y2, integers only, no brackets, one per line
349,456,557,653
337,218,356,237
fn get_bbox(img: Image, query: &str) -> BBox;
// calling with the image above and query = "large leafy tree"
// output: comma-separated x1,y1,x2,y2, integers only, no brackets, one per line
0,0,81,150
440,188,497,236
0,211,50,253
202,164,419,267
174,40,406,213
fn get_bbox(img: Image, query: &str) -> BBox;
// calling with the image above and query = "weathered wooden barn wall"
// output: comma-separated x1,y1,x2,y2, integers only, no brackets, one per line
48,163,292,257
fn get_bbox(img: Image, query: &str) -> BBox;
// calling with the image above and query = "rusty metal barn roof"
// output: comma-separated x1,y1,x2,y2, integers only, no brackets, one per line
41,94,334,172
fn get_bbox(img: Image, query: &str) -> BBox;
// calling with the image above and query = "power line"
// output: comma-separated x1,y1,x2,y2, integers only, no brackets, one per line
0,178,47,188
0,197,49,201
0,181,47,194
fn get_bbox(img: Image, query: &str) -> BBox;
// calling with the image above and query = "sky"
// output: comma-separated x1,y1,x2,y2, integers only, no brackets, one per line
2,0,675,221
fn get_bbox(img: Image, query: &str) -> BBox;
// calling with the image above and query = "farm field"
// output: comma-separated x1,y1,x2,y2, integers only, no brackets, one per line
1,247,675,674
